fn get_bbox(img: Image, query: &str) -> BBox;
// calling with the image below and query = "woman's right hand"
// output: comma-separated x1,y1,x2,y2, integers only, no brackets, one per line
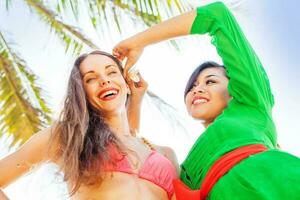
113,38,144,76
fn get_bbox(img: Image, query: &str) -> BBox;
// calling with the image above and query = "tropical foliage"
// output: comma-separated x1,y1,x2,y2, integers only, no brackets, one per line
0,0,189,147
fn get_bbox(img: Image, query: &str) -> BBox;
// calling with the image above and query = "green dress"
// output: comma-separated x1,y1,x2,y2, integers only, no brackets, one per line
180,2,300,200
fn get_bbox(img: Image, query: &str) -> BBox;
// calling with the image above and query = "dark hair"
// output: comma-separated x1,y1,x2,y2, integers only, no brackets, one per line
52,50,126,195
184,61,227,98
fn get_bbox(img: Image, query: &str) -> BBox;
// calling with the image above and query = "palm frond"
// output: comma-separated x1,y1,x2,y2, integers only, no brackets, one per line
146,90,188,134
5,0,12,10
24,0,99,54
55,0,188,33
0,32,52,147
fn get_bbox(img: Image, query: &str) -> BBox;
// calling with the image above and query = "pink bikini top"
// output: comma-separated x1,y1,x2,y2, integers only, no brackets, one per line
105,146,177,199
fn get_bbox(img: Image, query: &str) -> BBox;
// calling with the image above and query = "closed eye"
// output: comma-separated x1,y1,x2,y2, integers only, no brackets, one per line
108,71,118,75
86,77,97,83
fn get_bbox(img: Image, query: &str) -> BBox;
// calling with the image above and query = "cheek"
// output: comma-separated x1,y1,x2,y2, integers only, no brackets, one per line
83,84,96,99
220,85,230,101
214,87,230,105
184,95,193,112
120,79,130,93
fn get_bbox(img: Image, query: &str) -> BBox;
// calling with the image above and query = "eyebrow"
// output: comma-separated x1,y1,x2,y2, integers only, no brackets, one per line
204,74,219,79
105,64,117,70
82,71,95,77
82,65,117,77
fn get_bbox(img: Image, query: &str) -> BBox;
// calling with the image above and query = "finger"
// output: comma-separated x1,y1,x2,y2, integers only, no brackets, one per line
112,50,119,57
118,55,125,62
112,48,120,57
125,76,135,88
124,59,136,78
135,81,142,88
112,49,125,61
113,52,124,61
136,73,148,86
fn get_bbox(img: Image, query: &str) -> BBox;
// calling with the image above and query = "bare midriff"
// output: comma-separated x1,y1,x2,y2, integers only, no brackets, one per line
70,172,169,200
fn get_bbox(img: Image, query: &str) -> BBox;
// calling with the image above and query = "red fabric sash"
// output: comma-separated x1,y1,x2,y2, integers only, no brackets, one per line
173,144,268,200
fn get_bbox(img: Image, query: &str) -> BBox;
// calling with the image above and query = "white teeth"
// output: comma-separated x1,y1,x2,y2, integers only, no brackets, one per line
193,99,208,104
100,90,117,98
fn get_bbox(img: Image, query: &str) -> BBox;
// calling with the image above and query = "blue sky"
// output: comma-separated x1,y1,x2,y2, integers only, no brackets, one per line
1,0,300,199
238,0,300,154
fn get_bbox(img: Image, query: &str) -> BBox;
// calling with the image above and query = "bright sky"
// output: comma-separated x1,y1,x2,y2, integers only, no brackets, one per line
1,0,300,199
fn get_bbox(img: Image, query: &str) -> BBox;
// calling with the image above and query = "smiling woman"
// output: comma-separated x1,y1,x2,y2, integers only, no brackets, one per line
184,62,231,127
0,51,178,200
113,1,300,199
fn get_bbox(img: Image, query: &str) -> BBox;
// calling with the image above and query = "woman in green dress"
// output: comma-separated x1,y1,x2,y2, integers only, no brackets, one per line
113,1,300,199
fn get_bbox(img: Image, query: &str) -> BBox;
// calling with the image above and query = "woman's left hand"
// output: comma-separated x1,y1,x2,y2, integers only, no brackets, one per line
126,72,148,102
126,72,148,136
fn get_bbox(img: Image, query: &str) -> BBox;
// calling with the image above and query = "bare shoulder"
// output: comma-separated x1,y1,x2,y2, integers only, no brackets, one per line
155,145,175,158
23,123,61,160
153,144,180,176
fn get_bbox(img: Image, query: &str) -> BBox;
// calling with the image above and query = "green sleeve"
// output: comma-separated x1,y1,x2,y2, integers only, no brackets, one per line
190,2,274,113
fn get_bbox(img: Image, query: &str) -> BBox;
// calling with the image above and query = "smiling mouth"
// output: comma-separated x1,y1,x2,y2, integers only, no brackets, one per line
98,89,119,101
192,98,208,105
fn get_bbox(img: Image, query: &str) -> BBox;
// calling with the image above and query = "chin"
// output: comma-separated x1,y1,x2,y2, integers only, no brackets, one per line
103,103,127,115
191,111,216,122
190,108,207,119
191,112,206,120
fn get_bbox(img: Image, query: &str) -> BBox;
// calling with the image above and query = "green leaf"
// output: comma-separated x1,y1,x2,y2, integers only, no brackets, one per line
0,32,52,147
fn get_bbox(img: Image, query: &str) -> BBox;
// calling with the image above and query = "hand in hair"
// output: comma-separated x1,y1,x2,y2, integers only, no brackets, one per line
113,9,195,76
113,38,144,77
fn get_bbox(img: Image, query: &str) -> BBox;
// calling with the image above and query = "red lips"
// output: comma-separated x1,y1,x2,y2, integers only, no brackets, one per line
98,87,119,101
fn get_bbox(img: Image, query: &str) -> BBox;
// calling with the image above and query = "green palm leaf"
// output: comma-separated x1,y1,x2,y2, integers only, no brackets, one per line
146,90,188,134
24,0,99,54
1,0,190,147
0,32,52,147
54,0,188,34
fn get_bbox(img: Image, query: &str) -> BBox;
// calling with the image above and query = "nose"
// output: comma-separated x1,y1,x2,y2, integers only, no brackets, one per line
99,79,111,86
193,85,205,95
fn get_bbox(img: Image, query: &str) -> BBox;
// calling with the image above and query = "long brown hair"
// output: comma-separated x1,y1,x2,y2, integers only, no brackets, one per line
51,51,125,195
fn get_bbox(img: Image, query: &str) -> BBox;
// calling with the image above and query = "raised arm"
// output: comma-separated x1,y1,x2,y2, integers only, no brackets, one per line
114,2,274,112
0,126,59,195
113,10,196,75
190,2,274,112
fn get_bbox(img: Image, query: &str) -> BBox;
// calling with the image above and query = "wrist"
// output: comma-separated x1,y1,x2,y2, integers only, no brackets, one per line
129,95,144,104
129,31,150,49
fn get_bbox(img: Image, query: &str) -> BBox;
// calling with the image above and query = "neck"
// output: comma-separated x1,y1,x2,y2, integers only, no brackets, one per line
203,121,210,128
202,118,214,129
104,109,131,137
